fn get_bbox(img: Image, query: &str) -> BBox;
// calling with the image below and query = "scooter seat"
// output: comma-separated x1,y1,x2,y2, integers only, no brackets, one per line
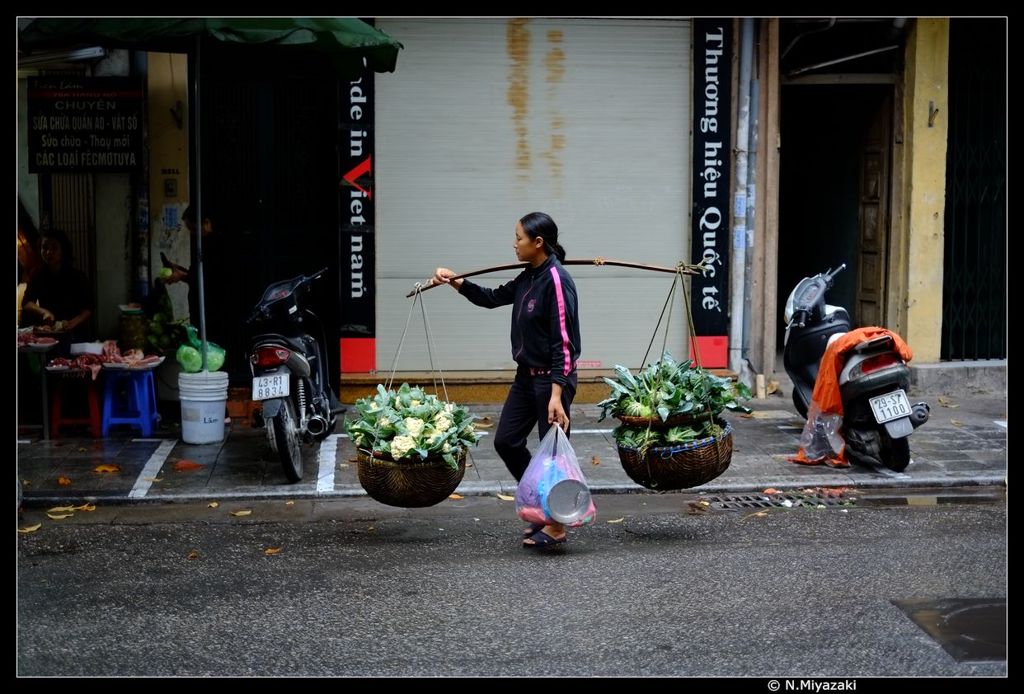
251,333,309,354
850,334,895,355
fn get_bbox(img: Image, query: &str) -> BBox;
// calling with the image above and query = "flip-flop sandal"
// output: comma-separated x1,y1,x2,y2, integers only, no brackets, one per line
522,522,545,538
522,529,567,548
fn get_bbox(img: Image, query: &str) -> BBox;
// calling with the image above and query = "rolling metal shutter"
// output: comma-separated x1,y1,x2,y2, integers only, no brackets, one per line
376,18,691,372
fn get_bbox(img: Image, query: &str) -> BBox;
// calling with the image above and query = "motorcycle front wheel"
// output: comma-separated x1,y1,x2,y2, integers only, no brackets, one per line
273,398,304,482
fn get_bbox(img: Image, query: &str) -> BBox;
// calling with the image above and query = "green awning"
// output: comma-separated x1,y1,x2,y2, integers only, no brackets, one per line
18,17,402,75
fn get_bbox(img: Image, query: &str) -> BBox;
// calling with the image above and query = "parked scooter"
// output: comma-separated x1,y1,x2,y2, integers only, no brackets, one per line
246,268,343,482
783,264,929,471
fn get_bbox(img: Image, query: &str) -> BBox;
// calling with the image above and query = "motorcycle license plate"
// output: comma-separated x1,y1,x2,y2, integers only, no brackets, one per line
252,375,290,401
869,389,911,424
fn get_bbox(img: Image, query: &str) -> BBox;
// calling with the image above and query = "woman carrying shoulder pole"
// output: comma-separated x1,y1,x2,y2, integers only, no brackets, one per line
434,211,582,548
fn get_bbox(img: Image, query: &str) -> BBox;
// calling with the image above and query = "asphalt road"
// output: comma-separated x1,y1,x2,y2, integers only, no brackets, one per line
17,491,1007,677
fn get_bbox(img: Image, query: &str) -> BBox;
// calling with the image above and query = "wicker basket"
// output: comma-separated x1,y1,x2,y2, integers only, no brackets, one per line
356,447,467,508
615,408,720,429
616,419,733,490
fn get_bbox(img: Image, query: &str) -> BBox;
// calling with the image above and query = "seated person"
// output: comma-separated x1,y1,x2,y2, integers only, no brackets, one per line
20,228,94,342
17,198,43,325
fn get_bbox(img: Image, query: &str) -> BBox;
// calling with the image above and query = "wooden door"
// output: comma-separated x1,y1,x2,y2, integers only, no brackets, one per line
856,92,892,327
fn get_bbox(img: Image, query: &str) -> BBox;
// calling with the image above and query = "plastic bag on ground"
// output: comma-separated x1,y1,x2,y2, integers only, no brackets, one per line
516,424,597,527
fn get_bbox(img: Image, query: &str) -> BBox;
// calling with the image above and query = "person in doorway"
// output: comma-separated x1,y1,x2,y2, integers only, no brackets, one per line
162,204,215,325
20,228,93,341
162,204,230,421
433,211,582,548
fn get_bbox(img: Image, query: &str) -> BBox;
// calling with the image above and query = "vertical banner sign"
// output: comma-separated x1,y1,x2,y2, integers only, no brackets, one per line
690,19,732,368
27,77,144,173
338,57,377,372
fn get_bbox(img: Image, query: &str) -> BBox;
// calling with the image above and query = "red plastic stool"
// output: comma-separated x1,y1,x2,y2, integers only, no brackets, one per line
49,370,102,439
102,369,160,436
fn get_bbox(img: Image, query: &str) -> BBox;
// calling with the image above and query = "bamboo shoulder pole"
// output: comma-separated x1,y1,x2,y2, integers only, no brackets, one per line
406,258,706,297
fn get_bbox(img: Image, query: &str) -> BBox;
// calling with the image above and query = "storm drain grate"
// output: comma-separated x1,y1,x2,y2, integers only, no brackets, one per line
702,492,854,511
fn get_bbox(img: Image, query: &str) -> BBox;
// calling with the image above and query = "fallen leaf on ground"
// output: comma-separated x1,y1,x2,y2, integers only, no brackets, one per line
739,511,770,521
591,456,600,466
173,460,204,471
143,477,164,483
496,494,515,501
94,464,121,473
186,550,199,560
937,396,959,408
49,505,77,513
950,419,964,427
207,501,220,508
21,479,30,487
606,517,625,523
475,417,494,429
285,500,295,506
77,447,87,453
448,493,464,500
47,512,74,520
57,476,72,486
763,488,780,495
229,509,252,517
766,379,779,395
264,547,283,556
367,526,376,532
74,503,96,512
18,523,42,534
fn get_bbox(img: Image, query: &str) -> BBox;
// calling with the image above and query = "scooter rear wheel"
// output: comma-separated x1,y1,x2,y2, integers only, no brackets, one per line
881,433,911,472
273,399,304,482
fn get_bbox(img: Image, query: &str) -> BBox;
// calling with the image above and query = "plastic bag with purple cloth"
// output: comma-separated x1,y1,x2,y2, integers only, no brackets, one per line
515,424,597,527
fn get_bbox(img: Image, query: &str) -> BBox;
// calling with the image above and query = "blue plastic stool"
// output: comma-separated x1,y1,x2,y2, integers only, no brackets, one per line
101,370,160,436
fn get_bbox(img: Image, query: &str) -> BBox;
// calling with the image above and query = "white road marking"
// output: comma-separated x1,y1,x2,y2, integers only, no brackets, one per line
317,434,343,494
128,439,177,498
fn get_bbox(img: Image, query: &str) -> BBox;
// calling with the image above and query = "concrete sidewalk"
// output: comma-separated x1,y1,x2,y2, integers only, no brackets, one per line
17,382,1006,506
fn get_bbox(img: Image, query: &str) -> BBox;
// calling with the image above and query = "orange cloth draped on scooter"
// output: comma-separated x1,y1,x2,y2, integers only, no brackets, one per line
790,327,913,466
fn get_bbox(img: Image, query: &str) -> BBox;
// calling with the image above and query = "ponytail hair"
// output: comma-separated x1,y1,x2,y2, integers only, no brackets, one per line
519,211,566,262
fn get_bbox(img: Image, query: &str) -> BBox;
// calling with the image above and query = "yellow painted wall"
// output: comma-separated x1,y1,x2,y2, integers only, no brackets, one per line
897,20,949,362
145,52,192,321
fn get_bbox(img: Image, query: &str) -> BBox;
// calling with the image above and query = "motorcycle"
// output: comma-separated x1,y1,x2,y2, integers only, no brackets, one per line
783,264,929,471
246,268,343,482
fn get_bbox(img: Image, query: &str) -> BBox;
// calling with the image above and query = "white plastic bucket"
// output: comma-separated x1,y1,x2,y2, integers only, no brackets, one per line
179,370,229,444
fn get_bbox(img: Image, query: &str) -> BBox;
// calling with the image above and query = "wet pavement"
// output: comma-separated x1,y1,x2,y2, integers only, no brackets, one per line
17,384,1007,506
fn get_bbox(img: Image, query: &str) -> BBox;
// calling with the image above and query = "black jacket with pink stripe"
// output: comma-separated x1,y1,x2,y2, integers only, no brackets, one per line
458,255,581,385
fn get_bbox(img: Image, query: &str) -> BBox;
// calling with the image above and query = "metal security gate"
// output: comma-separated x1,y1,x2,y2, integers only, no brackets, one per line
941,19,1006,360
201,46,340,386
39,172,95,277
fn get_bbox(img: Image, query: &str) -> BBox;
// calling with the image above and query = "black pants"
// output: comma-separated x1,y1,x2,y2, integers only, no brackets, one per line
494,370,578,482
